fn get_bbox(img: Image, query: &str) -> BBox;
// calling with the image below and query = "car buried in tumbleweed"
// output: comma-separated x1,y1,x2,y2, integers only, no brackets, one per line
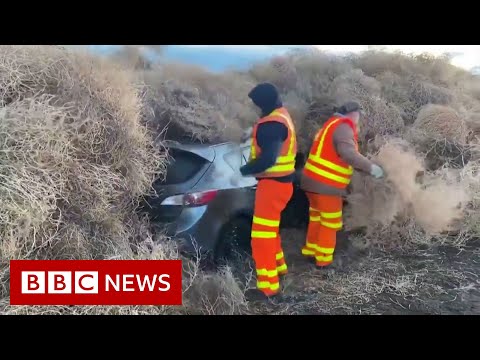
142,139,309,265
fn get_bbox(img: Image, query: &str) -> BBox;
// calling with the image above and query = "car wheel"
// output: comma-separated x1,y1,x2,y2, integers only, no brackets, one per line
215,216,252,266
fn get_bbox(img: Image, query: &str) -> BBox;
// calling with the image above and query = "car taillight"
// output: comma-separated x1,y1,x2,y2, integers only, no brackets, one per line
160,190,218,207
184,190,218,206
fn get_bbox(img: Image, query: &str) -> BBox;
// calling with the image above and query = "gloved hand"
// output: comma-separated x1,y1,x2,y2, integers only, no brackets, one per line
370,164,384,179
239,165,247,176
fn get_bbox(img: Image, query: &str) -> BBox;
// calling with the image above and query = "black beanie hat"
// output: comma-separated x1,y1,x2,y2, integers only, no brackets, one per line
248,82,282,111
336,101,362,114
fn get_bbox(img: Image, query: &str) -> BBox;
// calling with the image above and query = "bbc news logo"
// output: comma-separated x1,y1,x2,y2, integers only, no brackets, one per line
10,260,182,305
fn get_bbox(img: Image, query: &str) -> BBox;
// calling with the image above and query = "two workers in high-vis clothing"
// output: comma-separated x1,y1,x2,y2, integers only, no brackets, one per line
238,83,297,300
300,101,384,268
239,83,384,300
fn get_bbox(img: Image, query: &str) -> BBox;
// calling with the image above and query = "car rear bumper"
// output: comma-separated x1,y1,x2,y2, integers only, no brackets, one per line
152,188,256,261
166,205,222,259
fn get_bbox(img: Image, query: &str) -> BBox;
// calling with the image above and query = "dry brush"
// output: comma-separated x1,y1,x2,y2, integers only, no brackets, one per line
0,45,246,315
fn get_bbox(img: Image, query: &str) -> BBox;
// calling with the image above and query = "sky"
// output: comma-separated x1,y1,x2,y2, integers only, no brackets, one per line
313,45,480,71
72,45,480,73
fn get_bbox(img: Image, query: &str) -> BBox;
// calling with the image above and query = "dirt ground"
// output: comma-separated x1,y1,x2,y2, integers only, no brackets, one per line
241,229,480,315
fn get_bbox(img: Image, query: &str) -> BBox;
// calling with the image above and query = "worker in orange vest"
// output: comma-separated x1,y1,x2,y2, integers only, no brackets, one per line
300,101,384,268
238,83,297,300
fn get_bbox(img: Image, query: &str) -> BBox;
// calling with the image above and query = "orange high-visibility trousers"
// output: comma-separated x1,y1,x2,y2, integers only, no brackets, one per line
251,179,293,296
302,192,343,267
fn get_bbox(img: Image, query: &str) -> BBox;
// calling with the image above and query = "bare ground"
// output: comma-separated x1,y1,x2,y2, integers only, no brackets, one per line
239,230,480,315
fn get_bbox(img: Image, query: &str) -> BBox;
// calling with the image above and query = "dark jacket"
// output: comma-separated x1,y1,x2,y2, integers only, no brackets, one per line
240,83,294,183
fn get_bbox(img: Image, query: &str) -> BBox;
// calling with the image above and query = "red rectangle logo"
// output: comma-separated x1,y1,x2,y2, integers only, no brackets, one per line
9,260,182,305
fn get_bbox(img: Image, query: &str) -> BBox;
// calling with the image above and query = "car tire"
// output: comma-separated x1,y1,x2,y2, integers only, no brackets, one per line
214,216,252,266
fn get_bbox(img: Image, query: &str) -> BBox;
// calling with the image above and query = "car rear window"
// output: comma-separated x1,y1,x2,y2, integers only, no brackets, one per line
162,148,209,185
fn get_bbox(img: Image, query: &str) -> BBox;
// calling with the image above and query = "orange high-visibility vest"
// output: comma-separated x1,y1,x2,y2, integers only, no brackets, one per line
303,115,359,189
249,107,297,178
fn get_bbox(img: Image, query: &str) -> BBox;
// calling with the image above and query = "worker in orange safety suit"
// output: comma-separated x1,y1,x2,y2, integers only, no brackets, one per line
300,101,384,268
238,83,297,300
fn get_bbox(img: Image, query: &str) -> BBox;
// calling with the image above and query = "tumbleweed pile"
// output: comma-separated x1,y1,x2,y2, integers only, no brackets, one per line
2,45,480,315
116,47,480,249
344,138,472,248
411,104,468,144
0,45,163,263
139,63,257,144
0,45,247,315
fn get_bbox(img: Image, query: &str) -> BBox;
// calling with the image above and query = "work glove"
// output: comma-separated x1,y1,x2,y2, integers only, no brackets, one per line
370,164,384,179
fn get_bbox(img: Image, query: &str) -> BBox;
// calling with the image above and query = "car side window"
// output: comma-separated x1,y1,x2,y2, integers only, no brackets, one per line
242,147,251,164
223,149,244,171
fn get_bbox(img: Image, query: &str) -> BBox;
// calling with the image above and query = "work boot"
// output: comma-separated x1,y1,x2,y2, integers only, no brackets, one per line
314,263,334,272
244,289,279,302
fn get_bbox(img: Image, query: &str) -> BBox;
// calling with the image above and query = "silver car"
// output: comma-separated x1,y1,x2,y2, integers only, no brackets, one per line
143,140,309,264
